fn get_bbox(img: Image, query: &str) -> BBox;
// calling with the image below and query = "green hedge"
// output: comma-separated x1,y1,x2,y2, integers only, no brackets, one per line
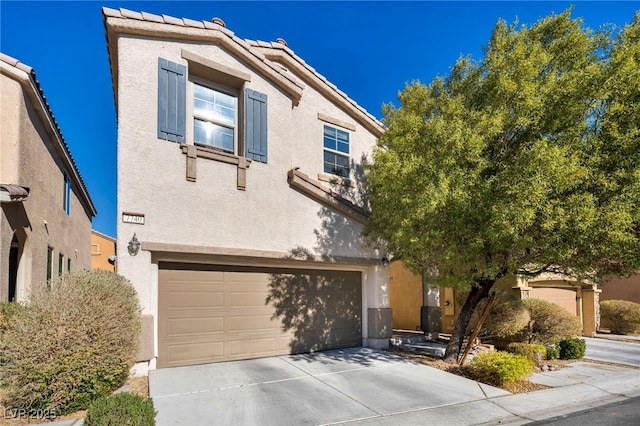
85,392,156,426
558,337,586,359
467,351,534,386
505,342,547,362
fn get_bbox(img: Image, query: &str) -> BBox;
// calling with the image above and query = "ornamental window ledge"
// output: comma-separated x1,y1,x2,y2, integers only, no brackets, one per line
317,172,355,188
180,144,251,190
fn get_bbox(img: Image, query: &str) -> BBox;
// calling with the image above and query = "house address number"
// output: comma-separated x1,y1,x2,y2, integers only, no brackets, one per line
122,212,145,225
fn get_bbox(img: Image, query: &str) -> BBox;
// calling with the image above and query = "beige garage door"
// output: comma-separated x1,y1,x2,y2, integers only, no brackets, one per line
158,266,362,368
530,287,577,315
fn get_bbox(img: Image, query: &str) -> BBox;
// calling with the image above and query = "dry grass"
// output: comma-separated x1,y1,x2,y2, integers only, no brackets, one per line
0,375,149,425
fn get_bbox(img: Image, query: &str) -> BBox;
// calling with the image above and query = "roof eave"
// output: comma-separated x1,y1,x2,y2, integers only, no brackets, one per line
251,46,385,137
102,14,303,106
0,57,97,217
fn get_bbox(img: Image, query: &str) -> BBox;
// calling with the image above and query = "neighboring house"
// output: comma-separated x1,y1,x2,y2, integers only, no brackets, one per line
91,229,117,272
600,273,640,305
103,7,390,372
0,53,96,302
390,261,600,337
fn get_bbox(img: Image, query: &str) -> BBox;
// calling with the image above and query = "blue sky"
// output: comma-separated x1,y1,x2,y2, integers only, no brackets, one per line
1,1,638,237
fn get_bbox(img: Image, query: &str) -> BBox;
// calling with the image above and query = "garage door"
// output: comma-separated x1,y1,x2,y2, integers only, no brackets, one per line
158,266,362,368
530,287,577,315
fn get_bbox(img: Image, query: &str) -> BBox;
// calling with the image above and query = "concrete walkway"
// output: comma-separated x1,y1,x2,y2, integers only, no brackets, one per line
149,348,640,426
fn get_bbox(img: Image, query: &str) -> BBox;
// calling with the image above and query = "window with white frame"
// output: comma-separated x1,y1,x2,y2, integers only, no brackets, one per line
192,81,237,153
323,125,350,178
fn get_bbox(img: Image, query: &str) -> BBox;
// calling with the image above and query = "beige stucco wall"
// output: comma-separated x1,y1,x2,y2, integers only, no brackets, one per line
600,274,640,304
0,70,93,301
113,31,389,366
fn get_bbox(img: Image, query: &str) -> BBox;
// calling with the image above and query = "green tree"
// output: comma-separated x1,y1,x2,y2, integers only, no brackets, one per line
365,10,640,362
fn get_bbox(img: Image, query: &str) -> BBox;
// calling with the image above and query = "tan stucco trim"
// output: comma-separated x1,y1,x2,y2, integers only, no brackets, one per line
287,169,369,225
255,49,385,137
180,144,251,189
317,113,356,132
0,58,97,217
181,49,251,88
142,241,380,268
317,173,355,188
104,16,303,107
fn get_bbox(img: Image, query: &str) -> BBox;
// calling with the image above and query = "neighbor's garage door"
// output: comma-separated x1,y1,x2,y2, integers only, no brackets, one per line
530,287,577,315
158,266,362,368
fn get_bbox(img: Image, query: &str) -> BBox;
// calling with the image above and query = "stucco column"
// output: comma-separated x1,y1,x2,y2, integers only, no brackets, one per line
421,272,442,339
364,264,392,349
581,287,601,337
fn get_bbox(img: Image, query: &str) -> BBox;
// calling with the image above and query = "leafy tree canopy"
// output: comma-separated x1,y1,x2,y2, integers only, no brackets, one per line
366,9,640,289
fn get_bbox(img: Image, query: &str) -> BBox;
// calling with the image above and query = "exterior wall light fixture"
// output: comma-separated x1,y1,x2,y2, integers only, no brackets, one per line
381,257,390,266
128,233,140,256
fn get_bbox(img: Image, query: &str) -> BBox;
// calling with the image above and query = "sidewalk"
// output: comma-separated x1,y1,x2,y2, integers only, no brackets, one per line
340,360,640,425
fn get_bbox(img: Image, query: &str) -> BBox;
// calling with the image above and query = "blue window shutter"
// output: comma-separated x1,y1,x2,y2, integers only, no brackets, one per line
158,58,186,143
245,89,268,163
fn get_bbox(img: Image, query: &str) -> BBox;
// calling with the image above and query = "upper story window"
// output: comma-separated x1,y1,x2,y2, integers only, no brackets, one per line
323,125,350,178
192,82,237,153
63,174,71,215
157,56,268,167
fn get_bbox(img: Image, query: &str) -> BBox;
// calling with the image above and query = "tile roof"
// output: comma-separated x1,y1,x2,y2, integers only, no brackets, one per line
102,7,384,133
0,52,97,216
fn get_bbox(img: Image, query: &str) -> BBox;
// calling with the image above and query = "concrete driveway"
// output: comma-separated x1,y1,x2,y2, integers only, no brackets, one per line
583,337,640,367
149,348,508,425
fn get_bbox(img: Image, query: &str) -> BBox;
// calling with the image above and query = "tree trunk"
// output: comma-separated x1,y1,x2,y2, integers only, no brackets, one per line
443,278,496,363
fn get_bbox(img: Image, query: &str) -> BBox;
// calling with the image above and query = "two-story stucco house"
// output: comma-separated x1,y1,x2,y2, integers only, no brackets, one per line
103,7,391,371
0,53,96,302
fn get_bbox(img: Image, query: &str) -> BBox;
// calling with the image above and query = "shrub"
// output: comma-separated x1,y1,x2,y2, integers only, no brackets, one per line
467,351,534,386
545,344,560,360
505,342,547,362
558,337,586,359
600,300,640,335
481,292,531,338
520,298,582,344
85,392,156,426
0,301,28,333
461,290,531,338
0,271,141,415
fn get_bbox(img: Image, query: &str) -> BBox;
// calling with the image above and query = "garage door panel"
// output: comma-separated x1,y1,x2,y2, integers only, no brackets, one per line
158,267,362,368
228,291,270,308
165,341,225,365
167,316,225,335
228,314,281,332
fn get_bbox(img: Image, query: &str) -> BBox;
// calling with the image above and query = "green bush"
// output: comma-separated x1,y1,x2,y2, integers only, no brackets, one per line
467,351,534,386
600,300,640,335
459,290,531,338
0,271,141,415
558,337,586,359
520,298,582,344
505,342,547,362
85,392,156,426
545,344,560,360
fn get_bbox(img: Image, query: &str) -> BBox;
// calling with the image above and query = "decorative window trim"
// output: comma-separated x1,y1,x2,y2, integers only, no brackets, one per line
317,113,356,132
181,49,251,88
317,172,354,188
180,144,251,190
